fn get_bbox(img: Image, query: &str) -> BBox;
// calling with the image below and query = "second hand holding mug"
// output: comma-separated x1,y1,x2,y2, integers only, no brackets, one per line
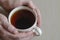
8,6,42,36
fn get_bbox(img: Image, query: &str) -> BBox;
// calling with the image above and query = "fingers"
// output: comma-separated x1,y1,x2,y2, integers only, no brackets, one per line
14,0,36,9
0,14,18,34
20,1,36,9
0,25,34,40
35,8,41,27
0,0,11,10
0,25,18,40
16,31,34,38
27,1,36,9
0,25,14,37
0,0,35,11
21,31,35,40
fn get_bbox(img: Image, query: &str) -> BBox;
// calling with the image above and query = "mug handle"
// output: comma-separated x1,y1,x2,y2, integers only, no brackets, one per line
33,26,42,36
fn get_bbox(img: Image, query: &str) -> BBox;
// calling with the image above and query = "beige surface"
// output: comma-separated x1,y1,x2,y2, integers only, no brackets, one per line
32,0,60,40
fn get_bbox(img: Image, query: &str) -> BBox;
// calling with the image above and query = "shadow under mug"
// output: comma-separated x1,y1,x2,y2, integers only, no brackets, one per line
8,6,42,36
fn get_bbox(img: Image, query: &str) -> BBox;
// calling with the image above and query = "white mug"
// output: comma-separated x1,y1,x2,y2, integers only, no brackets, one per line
8,6,42,36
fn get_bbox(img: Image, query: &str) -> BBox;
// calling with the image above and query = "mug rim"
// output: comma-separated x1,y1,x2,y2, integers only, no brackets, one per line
8,6,37,32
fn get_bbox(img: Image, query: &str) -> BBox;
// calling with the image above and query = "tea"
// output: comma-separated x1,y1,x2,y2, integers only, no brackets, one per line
11,9,35,29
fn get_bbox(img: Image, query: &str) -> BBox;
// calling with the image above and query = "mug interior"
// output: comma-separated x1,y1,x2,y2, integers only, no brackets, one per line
8,6,37,31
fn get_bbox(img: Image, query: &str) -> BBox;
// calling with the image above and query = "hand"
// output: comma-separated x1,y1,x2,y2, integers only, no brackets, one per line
0,0,41,40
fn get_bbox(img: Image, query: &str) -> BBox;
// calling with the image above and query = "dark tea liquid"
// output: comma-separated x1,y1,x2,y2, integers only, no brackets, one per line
11,9,35,29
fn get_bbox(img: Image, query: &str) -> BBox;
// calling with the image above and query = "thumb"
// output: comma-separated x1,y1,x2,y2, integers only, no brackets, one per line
0,13,18,34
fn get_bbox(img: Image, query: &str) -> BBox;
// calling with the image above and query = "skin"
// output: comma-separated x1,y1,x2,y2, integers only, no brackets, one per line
0,0,41,40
